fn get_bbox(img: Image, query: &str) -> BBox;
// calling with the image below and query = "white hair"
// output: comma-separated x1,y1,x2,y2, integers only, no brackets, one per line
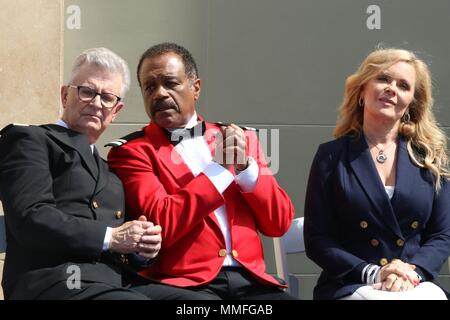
69,47,131,97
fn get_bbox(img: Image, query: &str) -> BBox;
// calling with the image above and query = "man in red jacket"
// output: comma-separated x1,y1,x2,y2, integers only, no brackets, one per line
108,42,295,300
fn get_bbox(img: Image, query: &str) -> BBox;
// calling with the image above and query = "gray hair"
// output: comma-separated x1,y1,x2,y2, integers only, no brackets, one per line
69,47,131,97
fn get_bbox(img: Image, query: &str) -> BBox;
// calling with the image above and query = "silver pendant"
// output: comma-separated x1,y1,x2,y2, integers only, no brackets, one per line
376,151,387,163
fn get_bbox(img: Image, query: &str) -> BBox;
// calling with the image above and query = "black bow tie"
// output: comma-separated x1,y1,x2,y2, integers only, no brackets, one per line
166,122,206,146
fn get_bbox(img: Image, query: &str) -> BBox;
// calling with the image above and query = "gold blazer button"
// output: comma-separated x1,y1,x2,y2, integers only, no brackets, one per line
360,220,368,229
411,221,419,229
218,249,227,257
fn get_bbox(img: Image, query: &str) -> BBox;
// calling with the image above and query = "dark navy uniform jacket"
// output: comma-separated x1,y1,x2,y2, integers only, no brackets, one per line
0,124,127,299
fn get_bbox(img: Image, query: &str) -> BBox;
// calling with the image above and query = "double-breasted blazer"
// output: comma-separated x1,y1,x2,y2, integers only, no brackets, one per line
304,135,450,300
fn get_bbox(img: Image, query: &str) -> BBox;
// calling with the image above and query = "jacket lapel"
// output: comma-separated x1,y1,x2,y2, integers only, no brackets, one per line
348,135,401,237
390,139,421,226
146,120,225,231
145,122,195,187
204,121,237,225
93,146,108,193
43,124,99,180
147,117,225,185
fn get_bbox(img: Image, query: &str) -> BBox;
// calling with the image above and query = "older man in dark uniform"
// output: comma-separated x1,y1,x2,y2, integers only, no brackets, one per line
0,48,161,300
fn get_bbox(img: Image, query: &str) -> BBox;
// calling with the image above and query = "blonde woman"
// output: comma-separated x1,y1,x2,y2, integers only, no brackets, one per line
304,48,450,300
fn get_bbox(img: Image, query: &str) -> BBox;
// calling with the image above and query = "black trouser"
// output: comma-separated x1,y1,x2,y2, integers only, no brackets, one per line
130,267,298,300
35,280,150,300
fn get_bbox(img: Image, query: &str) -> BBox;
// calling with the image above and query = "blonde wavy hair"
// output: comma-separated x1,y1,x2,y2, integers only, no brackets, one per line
334,48,449,191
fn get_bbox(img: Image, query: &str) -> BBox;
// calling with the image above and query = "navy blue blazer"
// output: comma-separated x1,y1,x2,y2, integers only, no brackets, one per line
304,135,450,300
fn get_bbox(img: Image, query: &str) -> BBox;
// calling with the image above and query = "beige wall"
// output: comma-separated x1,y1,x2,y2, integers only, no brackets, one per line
0,0,63,129
0,0,64,300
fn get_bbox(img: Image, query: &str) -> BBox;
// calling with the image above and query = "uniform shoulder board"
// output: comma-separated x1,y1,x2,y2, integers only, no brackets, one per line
104,129,145,147
0,123,30,135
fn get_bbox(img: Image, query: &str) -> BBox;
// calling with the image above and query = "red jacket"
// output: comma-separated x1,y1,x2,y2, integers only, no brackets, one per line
107,120,294,287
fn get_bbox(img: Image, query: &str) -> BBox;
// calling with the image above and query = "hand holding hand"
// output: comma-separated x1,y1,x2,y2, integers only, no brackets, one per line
373,273,416,292
378,259,420,286
135,215,162,259
109,215,156,254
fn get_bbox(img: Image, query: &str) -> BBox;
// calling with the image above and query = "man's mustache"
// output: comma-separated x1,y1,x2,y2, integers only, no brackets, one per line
153,100,178,113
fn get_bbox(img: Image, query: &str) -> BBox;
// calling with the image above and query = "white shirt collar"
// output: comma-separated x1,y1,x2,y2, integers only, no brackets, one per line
166,112,198,132
56,118,68,128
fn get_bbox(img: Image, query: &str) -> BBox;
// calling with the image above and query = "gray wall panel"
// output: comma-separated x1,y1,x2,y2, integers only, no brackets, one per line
205,0,450,125
438,276,450,297
271,125,334,213
441,259,450,276
296,275,320,300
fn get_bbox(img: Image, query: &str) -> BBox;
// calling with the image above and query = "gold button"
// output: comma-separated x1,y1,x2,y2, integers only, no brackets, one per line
360,221,368,229
120,254,128,264
115,211,122,219
219,249,227,257
370,239,379,247
380,258,388,266
232,250,238,258
396,239,405,247
92,200,99,209
411,221,419,229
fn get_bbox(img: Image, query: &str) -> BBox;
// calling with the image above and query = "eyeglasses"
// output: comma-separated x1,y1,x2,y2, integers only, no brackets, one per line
69,85,121,109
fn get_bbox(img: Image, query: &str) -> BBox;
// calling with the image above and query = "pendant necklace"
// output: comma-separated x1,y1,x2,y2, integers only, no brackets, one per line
365,136,397,164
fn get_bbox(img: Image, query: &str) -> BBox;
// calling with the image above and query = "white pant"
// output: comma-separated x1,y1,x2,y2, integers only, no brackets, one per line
340,282,447,300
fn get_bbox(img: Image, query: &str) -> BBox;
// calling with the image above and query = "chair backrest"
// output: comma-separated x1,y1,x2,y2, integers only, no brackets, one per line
0,215,5,253
273,217,304,296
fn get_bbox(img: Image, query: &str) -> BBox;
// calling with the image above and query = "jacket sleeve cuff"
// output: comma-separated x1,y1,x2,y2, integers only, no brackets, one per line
203,162,234,194
235,157,258,192
413,266,427,281
343,262,368,283
102,227,112,251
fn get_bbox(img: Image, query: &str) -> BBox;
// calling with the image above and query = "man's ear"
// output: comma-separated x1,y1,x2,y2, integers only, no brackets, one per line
111,102,124,121
193,78,201,101
60,85,68,108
